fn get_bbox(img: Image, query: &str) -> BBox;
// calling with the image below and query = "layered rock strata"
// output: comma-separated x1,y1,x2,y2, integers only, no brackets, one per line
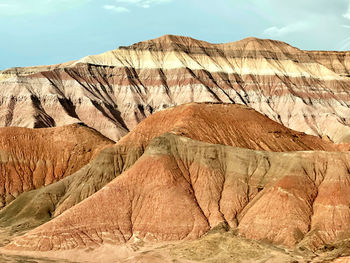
6,133,350,252
0,35,349,142
0,124,113,208
0,103,338,235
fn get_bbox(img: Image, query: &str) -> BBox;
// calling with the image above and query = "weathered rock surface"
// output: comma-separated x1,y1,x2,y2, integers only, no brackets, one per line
0,35,349,142
0,124,113,208
0,144,124,241
6,132,350,252
117,102,337,152
0,102,339,237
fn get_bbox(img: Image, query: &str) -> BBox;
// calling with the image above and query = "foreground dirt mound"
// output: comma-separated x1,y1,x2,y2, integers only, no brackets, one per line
117,102,336,151
0,124,113,208
0,35,349,142
0,102,338,238
6,133,350,253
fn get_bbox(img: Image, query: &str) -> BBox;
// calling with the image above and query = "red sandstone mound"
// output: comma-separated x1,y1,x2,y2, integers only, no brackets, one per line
117,102,336,152
3,103,350,255
49,102,338,219
0,35,349,142
0,102,335,232
0,123,113,207
6,133,350,254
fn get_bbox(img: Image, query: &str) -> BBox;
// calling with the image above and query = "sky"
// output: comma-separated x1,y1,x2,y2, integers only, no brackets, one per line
1,0,350,69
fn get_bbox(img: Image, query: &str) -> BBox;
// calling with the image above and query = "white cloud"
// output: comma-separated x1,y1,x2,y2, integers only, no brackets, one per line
115,0,172,8
101,0,171,13
103,5,129,12
344,3,350,19
250,0,349,21
0,0,90,15
263,22,310,36
251,0,350,50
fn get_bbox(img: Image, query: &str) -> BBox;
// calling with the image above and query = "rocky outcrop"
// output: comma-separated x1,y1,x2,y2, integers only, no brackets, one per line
1,35,350,262
2,103,349,252
117,102,337,152
0,124,113,208
6,133,350,252
0,102,339,236
0,61,75,82
0,35,349,142
52,102,337,218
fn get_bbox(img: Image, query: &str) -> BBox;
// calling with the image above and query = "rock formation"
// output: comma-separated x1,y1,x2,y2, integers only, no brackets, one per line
116,102,337,152
0,35,349,142
6,133,350,252
0,102,338,236
1,35,350,262
3,103,350,255
0,124,113,208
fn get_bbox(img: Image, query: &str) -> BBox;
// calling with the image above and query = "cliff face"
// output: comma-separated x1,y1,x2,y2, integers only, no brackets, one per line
0,35,349,142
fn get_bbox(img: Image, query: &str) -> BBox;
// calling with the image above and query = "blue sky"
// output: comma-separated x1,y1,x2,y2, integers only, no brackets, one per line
1,0,350,69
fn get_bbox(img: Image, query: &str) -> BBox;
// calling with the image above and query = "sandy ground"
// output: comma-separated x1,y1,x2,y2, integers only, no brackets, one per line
0,231,302,263
1,230,350,262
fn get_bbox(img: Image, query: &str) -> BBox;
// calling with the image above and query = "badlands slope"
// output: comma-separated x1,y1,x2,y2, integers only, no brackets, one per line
0,35,349,142
1,35,350,262
2,103,350,263
0,124,113,208
6,134,350,261
0,102,337,238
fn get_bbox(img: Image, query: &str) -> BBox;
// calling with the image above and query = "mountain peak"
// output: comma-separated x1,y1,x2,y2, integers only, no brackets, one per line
119,34,301,53
124,34,212,49
216,36,301,52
